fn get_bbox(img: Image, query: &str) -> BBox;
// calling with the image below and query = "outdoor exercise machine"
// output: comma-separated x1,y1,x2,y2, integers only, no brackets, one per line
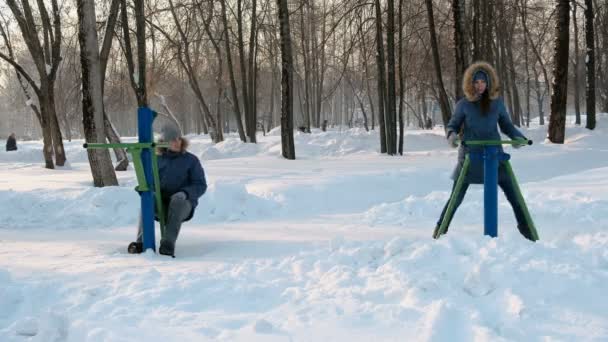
83,107,168,252
434,139,539,240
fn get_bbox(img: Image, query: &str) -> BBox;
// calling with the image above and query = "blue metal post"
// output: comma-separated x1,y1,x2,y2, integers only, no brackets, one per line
483,146,499,237
138,107,156,251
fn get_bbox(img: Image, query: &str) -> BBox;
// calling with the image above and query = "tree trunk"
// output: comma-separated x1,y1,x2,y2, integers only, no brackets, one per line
247,0,258,142
585,0,596,130
398,0,405,155
120,0,147,107
314,0,327,130
533,66,545,124
6,0,65,168
277,0,295,159
103,113,129,171
386,0,397,155
199,1,226,141
472,0,480,60
300,3,312,133
77,0,118,187
506,22,522,126
374,0,387,153
548,0,571,144
100,0,128,171
346,75,369,131
358,18,375,131
482,0,494,64
46,89,67,166
425,0,452,128
453,0,467,100
519,1,551,125
134,0,147,106
521,0,531,126
220,0,246,141
40,113,55,169
572,1,581,125
597,0,608,113
237,0,252,142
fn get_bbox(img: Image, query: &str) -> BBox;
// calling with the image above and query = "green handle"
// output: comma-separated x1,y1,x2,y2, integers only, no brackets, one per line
83,142,170,149
464,139,533,146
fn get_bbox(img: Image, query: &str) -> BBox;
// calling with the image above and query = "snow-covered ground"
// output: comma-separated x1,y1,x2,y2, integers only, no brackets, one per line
1,116,607,341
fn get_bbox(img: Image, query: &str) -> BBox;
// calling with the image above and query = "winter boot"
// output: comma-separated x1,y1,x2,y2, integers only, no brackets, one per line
159,241,175,258
127,241,143,254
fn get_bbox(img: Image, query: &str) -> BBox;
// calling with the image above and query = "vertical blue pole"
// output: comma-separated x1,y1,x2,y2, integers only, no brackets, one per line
484,146,498,237
138,107,156,251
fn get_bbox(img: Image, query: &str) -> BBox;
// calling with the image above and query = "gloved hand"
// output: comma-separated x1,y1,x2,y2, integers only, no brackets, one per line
512,137,528,149
447,132,459,148
171,191,188,201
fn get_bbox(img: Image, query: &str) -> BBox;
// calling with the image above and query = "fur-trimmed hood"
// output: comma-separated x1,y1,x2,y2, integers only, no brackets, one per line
463,61,500,102
156,137,189,155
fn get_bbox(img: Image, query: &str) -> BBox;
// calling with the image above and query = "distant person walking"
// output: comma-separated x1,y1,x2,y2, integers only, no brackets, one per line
6,133,17,151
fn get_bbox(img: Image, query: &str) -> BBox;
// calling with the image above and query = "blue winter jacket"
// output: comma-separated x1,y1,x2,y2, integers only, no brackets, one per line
447,97,526,184
157,150,207,220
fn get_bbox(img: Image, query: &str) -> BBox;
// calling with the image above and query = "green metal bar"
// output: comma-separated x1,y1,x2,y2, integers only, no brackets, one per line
84,140,170,237
151,151,166,238
83,142,171,149
128,148,149,192
434,154,471,239
503,161,540,241
465,139,532,146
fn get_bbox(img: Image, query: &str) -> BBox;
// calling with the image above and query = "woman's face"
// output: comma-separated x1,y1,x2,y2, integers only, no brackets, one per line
474,79,487,95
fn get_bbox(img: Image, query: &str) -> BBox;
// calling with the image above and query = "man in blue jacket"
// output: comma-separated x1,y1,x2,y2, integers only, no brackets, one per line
128,123,207,256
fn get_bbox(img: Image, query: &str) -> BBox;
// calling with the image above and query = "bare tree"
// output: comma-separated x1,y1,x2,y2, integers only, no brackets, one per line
453,0,467,100
584,0,596,130
519,1,553,125
572,0,581,125
548,0,571,143
277,0,295,159
220,0,247,141
374,0,387,153
385,0,397,155
425,0,451,128
99,0,129,171
2,0,66,168
236,0,259,142
120,0,148,107
77,0,119,187
160,0,221,143
596,0,608,113
398,0,405,154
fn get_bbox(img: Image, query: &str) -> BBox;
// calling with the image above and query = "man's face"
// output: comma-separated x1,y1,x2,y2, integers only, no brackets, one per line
169,138,181,152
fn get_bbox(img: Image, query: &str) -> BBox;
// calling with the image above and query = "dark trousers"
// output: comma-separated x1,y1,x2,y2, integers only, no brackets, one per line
136,192,192,249
436,177,535,240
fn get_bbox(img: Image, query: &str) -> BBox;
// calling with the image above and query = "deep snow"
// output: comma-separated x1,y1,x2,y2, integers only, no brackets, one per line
1,115,607,341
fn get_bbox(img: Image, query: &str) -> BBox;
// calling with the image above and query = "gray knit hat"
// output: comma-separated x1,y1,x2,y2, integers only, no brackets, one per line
159,123,181,142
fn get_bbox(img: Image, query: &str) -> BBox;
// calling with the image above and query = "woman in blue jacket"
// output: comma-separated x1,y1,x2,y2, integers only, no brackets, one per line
128,123,207,256
433,61,535,241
